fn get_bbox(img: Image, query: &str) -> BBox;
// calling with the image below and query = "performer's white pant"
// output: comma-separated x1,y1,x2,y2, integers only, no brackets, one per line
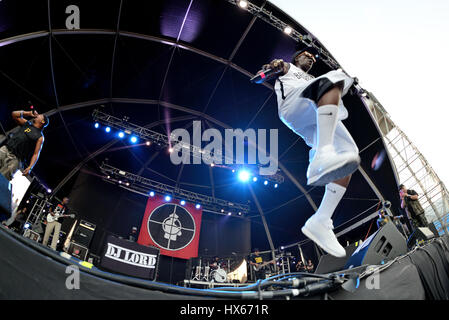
43,221,61,250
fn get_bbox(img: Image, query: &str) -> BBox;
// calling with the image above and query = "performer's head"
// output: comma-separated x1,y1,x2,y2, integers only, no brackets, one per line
254,248,260,255
62,197,69,205
33,114,49,130
398,184,407,193
291,47,317,73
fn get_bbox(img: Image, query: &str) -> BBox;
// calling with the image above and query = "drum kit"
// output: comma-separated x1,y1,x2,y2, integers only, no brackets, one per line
191,257,231,283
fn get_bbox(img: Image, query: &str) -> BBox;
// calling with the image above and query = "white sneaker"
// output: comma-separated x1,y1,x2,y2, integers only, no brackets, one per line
301,215,346,258
307,147,360,186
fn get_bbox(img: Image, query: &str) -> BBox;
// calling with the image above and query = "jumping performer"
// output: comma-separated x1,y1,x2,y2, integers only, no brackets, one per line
259,47,360,257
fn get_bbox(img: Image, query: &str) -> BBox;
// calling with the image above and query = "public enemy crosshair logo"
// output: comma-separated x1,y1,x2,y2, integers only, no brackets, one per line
147,204,196,251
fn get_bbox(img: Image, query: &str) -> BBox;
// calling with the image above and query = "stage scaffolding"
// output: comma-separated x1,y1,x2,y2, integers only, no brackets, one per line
362,91,449,235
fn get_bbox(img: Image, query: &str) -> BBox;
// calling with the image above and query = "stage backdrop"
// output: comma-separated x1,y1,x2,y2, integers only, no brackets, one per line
137,195,202,260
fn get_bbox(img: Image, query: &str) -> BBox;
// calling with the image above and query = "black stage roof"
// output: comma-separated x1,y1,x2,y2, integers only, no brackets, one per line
0,0,400,251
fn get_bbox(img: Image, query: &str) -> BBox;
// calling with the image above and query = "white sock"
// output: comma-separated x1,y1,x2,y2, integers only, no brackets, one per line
314,182,346,222
316,104,339,152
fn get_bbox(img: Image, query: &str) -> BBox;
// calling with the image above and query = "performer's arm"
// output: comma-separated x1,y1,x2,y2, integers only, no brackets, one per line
23,136,44,176
408,191,419,201
12,110,38,126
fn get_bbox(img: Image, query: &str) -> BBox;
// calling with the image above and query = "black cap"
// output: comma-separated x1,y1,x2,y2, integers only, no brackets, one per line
398,184,405,191
291,46,319,63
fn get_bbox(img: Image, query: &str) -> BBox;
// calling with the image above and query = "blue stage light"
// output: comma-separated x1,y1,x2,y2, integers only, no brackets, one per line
238,170,250,182
149,191,155,197
24,223,31,229
130,136,138,144
264,180,269,186
180,200,186,206
164,195,172,202
195,204,201,209
118,131,125,139
252,177,258,182
94,123,100,129
105,126,111,133
274,184,278,188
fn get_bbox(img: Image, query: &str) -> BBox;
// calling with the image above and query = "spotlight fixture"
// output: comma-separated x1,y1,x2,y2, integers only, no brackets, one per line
130,136,138,144
149,191,155,197
47,188,52,193
118,131,125,139
195,204,201,209
210,163,215,167
238,0,248,9
221,209,225,213
238,212,242,216
238,170,250,182
180,200,186,206
94,122,100,129
146,141,151,146
228,212,232,216
274,184,278,188
164,195,172,202
252,177,258,182
105,126,111,133
168,147,174,153
284,26,293,35
264,180,268,186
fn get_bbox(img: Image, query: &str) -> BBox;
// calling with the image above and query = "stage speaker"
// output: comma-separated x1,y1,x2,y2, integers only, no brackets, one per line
68,241,89,261
407,227,435,248
315,242,358,274
72,220,96,248
0,174,11,216
344,222,408,269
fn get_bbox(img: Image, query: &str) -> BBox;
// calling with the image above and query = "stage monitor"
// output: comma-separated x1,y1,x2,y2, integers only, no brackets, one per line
433,213,449,236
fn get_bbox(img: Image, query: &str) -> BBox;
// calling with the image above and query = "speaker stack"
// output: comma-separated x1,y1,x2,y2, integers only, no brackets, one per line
68,220,96,261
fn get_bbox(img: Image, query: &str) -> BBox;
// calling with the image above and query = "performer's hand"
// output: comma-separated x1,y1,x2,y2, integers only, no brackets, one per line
269,59,286,73
22,167,31,176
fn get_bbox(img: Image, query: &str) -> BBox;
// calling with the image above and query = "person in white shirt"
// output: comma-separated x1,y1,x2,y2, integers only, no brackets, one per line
259,47,360,257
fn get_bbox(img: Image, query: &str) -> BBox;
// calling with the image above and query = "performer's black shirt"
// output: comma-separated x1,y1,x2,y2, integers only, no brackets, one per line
403,189,424,217
6,121,43,165
50,203,68,223
250,254,264,265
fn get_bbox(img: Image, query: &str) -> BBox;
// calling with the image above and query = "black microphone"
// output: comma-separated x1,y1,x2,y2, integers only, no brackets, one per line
250,68,282,84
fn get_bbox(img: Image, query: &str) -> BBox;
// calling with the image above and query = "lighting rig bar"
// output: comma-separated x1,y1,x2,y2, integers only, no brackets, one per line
99,162,251,215
225,0,340,69
92,109,284,184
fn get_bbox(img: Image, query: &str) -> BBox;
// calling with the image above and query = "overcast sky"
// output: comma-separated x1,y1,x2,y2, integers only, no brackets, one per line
270,0,449,187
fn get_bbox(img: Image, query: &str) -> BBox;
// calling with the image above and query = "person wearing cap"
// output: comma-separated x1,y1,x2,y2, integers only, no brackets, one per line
399,184,427,229
128,226,138,242
0,109,48,180
258,47,359,258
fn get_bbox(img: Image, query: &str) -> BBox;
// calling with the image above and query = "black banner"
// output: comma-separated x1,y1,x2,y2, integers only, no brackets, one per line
101,235,159,280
